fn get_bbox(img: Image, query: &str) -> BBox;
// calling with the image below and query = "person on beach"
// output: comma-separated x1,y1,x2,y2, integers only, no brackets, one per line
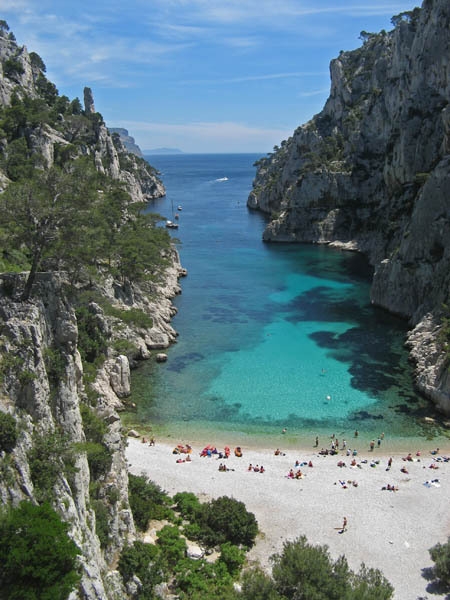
370,440,375,451
342,516,348,531
315,436,319,447
354,430,358,438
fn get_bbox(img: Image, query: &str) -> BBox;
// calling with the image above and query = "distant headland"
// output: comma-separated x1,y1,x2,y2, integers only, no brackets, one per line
143,147,184,155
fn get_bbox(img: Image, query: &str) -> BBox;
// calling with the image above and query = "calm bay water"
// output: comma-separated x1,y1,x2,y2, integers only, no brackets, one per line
131,153,447,449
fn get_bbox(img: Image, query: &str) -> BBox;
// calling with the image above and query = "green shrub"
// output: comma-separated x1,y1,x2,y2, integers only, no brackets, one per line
429,536,450,590
157,525,187,568
80,403,107,444
128,474,173,530
0,353,24,383
112,338,138,355
268,536,394,600
174,557,235,598
105,305,153,329
218,542,246,576
200,496,258,549
82,441,112,481
240,567,281,600
174,491,203,521
75,305,108,364
44,346,67,388
119,541,163,598
18,368,37,386
3,57,25,78
0,501,80,599
91,499,110,548
0,411,17,453
28,430,77,502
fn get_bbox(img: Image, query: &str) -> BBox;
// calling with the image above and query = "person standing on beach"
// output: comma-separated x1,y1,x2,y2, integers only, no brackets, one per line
342,516,348,532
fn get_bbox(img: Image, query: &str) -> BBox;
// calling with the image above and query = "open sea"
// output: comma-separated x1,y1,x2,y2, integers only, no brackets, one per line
130,153,449,451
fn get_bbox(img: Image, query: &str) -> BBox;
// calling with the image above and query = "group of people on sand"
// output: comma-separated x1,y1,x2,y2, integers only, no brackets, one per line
287,468,305,479
176,455,192,464
381,483,399,492
173,443,192,454
247,463,265,473
338,479,358,489
199,445,231,458
142,436,155,446
218,463,234,472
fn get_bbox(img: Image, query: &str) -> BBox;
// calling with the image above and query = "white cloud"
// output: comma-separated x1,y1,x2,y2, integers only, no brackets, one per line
179,71,323,85
141,0,418,25
299,88,330,98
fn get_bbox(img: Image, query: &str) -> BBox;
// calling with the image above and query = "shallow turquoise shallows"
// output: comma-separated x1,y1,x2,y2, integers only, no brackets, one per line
131,153,447,447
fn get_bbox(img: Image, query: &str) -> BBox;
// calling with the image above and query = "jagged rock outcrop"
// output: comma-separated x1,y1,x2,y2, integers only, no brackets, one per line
84,86,96,114
109,128,144,157
248,0,450,414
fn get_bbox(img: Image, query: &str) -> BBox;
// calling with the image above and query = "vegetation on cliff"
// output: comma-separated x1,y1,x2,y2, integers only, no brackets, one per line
0,19,180,599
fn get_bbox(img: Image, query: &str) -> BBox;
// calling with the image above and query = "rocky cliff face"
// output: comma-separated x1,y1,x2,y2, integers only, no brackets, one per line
0,258,183,598
109,128,144,158
0,23,181,598
248,0,450,415
0,30,164,201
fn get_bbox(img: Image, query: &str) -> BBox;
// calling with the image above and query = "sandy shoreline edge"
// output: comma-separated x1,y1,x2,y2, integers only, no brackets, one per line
126,437,450,600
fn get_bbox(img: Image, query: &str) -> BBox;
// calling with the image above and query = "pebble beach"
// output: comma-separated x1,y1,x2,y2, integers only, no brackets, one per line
126,436,450,600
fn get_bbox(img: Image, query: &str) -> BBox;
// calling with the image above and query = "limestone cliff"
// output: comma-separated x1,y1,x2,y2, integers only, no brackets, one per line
0,29,164,201
109,128,143,158
248,0,450,415
0,262,183,598
0,22,182,599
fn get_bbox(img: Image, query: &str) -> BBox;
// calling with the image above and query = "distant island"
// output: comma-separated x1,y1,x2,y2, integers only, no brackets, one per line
143,147,183,155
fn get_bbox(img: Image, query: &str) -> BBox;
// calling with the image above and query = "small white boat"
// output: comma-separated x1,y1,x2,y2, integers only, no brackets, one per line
166,198,179,228
177,205,182,211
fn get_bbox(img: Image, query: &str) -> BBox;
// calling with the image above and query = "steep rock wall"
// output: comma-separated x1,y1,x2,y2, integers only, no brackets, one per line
0,257,183,598
248,0,450,414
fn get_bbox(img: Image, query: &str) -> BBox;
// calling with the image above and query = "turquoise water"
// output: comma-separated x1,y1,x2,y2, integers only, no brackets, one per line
131,154,448,448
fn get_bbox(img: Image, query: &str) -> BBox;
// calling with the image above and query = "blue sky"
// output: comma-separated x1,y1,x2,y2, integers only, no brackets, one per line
3,0,419,153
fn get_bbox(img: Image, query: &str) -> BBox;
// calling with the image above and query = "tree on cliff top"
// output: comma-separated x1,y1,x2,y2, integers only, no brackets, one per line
0,157,171,299
0,160,100,299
